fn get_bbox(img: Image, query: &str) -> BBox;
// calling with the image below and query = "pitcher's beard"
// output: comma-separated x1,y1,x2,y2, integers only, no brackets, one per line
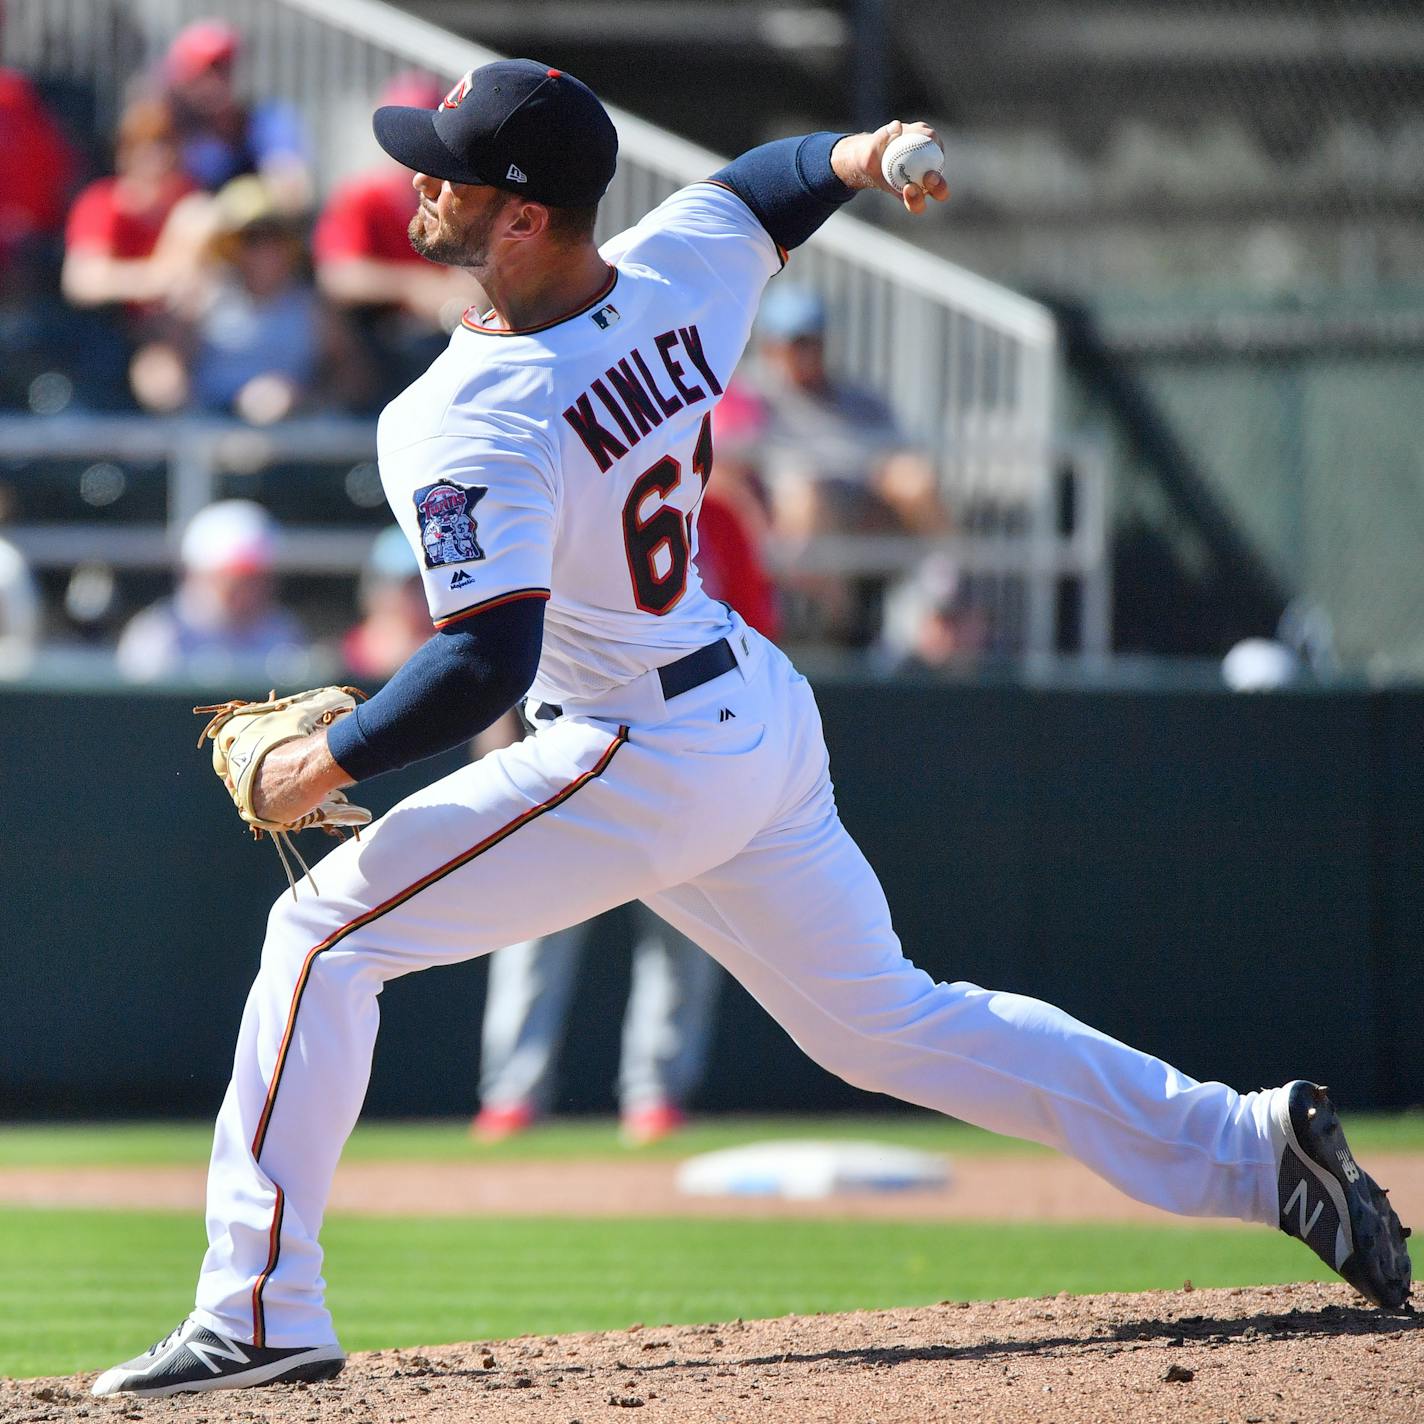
407,205,499,271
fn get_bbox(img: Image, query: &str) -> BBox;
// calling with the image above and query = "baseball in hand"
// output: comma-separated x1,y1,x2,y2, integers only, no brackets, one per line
881,132,944,194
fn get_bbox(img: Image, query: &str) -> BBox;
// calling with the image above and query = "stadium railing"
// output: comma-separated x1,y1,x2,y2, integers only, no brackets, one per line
1,0,1104,657
0,416,1109,658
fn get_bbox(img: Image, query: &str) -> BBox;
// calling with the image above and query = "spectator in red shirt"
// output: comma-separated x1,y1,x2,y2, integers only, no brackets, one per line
0,67,77,289
313,73,473,403
62,98,195,320
702,383,780,639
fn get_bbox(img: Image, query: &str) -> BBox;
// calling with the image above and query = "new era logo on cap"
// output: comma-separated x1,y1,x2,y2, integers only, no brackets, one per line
506,163,527,183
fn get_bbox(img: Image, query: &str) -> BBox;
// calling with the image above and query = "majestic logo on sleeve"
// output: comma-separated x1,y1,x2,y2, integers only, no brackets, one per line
413,479,487,567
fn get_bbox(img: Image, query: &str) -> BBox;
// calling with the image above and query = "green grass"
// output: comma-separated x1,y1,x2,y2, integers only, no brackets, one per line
0,1114,1051,1167
4,1109,1423,1168
1,1207,1339,1380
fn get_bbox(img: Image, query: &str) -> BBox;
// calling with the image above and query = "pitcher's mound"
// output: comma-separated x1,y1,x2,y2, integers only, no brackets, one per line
8,1282,1419,1423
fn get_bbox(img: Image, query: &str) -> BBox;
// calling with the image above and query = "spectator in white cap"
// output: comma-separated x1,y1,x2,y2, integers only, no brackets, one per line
116,499,313,684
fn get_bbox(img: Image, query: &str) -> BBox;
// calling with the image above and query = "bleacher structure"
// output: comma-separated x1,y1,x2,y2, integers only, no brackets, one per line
1,0,1110,660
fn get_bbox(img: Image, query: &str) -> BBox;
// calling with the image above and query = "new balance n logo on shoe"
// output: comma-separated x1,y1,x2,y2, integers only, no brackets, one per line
506,163,527,183
1283,1176,1325,1241
91,1320,346,1398
187,1335,250,1376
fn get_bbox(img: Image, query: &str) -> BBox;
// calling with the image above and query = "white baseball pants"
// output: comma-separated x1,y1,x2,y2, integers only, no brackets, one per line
193,623,1283,1348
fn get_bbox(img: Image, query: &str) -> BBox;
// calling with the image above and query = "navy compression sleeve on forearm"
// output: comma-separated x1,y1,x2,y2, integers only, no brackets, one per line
710,131,856,251
325,596,544,782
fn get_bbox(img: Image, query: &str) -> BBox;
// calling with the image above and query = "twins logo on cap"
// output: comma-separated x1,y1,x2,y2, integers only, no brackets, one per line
440,72,473,111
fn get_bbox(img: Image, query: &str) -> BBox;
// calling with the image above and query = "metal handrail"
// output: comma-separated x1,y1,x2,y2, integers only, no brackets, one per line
0,414,1111,656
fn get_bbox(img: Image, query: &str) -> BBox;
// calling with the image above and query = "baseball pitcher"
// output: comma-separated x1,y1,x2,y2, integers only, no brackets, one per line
95,59,1410,1398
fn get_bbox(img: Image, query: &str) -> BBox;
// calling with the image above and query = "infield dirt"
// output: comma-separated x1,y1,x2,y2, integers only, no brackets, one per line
3,1283,1419,1423
2,1151,1421,1225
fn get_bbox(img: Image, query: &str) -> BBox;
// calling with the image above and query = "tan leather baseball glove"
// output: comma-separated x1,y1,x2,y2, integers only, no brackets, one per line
195,686,372,894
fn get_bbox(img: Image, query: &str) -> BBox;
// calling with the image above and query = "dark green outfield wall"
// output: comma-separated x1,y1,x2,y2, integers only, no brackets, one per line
3,680,1421,1119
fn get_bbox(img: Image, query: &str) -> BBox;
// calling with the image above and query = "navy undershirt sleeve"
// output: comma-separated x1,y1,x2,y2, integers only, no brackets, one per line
709,131,856,251
326,596,544,783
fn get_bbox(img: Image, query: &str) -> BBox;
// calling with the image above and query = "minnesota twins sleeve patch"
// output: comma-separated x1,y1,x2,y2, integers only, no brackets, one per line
413,479,487,568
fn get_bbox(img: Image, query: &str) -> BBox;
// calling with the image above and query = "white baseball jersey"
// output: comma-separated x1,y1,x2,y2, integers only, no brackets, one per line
376,182,780,703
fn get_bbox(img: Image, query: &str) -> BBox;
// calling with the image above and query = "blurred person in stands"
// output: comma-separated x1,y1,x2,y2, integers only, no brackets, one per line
742,286,949,644
340,525,433,680
158,19,311,212
699,382,779,638
313,73,473,404
874,553,986,674
0,65,86,409
475,901,724,1146
749,285,947,539
129,175,369,422
0,66,77,291
61,97,195,332
0,484,40,677
116,499,312,684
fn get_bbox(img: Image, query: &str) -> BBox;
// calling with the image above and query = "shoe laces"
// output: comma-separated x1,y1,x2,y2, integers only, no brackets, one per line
146,1322,188,1357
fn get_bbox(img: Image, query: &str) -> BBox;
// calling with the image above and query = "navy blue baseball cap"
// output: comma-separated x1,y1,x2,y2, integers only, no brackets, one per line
373,59,617,207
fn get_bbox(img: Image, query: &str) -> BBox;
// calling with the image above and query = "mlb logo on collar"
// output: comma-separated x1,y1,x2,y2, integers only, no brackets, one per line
590,303,620,330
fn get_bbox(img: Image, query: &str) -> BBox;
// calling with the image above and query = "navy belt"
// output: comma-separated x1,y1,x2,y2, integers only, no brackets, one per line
657,636,737,699
533,638,737,722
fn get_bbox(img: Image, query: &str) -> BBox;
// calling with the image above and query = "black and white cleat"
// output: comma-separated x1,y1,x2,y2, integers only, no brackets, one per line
1274,1080,1413,1310
91,1318,345,1397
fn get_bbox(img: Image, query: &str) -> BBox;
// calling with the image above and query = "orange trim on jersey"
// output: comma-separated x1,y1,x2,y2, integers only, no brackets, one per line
699,179,790,269
461,266,618,336
246,724,630,1343
432,587,550,630
251,1184,284,1347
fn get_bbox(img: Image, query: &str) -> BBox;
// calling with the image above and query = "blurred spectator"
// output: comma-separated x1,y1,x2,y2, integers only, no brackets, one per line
0,481,40,676
158,19,311,211
341,525,433,679
476,905,722,1147
699,385,780,639
0,67,78,290
749,286,948,539
130,176,369,421
61,98,195,320
0,66,88,410
313,72,472,403
116,499,312,684
875,553,985,673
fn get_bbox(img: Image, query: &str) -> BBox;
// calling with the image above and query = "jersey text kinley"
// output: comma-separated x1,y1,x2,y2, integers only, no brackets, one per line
562,323,723,472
